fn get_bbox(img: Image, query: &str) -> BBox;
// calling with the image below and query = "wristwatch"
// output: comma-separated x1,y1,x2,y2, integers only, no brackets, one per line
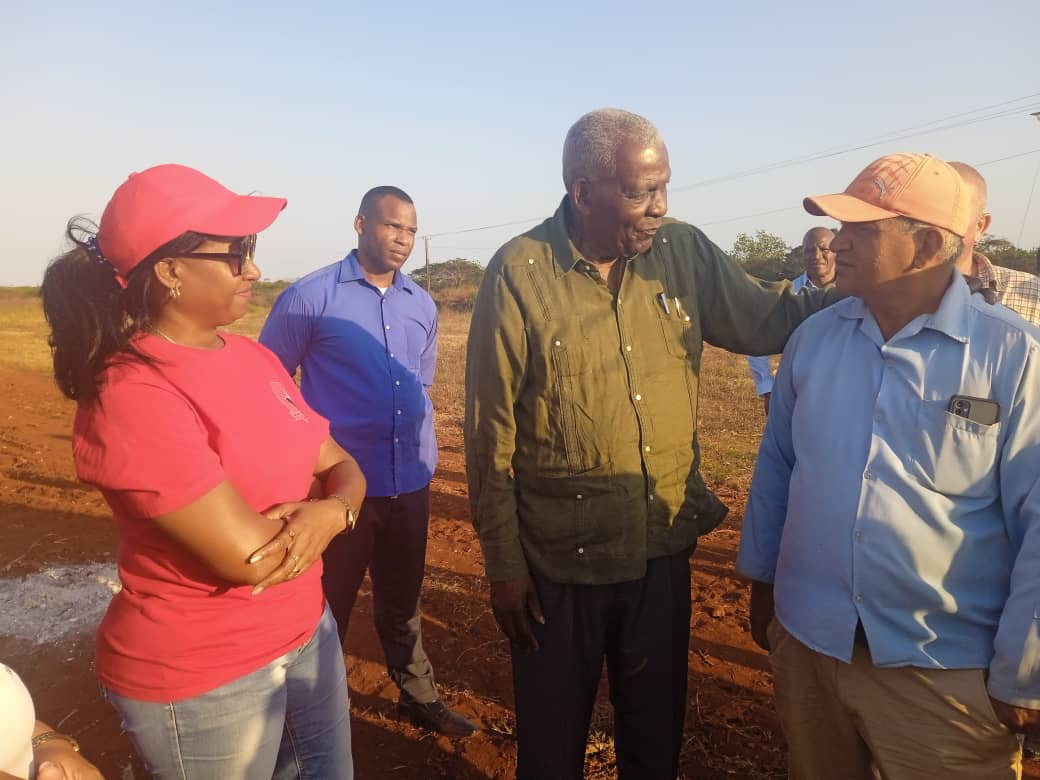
32,730,80,753
326,494,357,533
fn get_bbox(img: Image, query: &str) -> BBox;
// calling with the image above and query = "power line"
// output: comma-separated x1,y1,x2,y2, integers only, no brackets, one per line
429,148,1040,247
699,206,801,227
692,148,1040,230
428,147,1040,259
796,93,1040,156
670,105,1037,193
1018,156,1040,246
976,148,1040,166
425,217,543,239
422,96,1040,240
429,245,502,251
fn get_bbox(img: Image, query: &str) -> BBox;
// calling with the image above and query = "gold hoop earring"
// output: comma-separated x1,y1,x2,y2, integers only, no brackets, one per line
169,285,182,301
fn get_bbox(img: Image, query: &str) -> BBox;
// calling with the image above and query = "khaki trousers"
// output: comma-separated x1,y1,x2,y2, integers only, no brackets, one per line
766,619,1021,780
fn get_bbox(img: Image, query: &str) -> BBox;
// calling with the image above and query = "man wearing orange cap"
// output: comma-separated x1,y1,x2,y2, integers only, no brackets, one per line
737,153,1040,779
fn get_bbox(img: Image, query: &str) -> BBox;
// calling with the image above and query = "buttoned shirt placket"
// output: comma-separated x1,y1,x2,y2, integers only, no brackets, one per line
380,286,407,498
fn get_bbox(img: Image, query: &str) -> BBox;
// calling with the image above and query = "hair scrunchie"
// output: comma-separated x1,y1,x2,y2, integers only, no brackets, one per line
84,236,127,289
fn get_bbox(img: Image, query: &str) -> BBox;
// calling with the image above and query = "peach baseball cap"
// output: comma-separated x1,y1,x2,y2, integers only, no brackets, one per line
803,153,971,237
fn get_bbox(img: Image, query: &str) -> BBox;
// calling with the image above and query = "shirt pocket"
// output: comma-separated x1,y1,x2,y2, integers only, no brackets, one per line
654,293,698,359
529,317,599,474
518,461,616,555
909,399,1001,498
542,317,590,378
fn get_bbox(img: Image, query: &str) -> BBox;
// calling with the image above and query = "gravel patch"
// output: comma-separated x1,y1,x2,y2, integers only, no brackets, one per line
0,563,119,644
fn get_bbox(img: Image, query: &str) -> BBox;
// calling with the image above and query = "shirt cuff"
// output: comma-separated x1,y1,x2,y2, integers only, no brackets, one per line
986,678,1040,712
480,539,530,582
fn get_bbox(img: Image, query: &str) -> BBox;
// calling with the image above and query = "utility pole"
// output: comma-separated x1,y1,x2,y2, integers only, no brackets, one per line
1019,113,1040,248
424,235,431,291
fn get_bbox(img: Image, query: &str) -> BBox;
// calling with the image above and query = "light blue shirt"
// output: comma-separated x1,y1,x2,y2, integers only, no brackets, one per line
746,273,815,395
736,274,1040,709
259,251,438,497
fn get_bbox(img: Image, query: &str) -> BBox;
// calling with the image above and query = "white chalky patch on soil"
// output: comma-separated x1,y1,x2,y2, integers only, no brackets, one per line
0,563,119,644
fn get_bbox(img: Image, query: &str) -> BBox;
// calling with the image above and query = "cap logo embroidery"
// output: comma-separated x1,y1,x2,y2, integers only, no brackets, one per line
269,381,307,422
873,177,889,199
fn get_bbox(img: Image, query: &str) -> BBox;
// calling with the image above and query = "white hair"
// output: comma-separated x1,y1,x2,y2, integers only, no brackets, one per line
900,217,964,264
562,108,663,187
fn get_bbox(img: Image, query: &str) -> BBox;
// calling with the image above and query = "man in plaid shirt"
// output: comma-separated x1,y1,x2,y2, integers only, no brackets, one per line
954,162,1040,763
951,162,1040,325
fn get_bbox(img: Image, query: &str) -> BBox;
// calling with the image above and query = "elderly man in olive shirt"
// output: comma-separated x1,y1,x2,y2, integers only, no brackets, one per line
464,108,838,779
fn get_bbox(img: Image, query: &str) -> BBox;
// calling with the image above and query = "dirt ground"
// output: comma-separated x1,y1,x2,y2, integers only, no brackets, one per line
1,354,1037,779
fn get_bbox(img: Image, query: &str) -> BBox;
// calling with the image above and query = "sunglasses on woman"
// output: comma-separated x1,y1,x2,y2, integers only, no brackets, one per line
178,235,257,276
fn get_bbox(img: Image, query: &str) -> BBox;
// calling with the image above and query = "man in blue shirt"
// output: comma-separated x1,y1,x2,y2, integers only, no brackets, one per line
260,186,477,737
746,226,836,414
737,153,1040,779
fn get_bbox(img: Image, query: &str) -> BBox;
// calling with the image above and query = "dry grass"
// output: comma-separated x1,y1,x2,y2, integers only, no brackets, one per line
0,285,288,377
427,309,470,431
697,346,773,490
0,292,52,373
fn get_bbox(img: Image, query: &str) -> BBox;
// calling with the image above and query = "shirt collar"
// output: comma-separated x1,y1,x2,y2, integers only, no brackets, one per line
338,250,366,283
836,272,971,344
972,252,999,290
923,273,972,343
337,249,414,293
794,272,813,291
797,273,838,291
547,197,587,277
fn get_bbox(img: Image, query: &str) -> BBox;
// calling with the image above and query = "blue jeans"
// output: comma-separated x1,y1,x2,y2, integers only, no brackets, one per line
104,605,352,779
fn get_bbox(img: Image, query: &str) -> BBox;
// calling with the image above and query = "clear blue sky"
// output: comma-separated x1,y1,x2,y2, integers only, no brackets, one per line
2,0,1038,285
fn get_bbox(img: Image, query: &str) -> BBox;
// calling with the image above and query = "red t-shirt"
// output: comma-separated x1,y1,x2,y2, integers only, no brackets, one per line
73,333,330,702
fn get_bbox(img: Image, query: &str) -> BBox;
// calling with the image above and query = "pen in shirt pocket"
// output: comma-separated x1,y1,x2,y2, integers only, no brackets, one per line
672,296,690,321
656,292,671,315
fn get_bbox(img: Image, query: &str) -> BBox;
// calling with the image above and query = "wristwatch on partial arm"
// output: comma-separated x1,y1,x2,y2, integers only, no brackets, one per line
326,493,357,533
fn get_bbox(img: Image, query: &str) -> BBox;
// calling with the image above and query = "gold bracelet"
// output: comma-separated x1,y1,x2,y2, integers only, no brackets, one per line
32,730,80,753
326,493,357,533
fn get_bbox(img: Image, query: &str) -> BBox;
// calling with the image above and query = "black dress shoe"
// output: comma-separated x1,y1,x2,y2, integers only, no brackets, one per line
397,695,478,737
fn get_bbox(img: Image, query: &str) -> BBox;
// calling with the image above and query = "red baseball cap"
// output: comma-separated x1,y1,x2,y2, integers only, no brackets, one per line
97,164,287,276
803,153,971,238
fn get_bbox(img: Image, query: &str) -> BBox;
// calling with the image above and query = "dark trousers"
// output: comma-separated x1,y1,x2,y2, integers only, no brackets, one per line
512,547,694,780
321,485,437,703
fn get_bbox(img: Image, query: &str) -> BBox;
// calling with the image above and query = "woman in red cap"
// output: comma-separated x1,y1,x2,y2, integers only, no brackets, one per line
40,164,363,779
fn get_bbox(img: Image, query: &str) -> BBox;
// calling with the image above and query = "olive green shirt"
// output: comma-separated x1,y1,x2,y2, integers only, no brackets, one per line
464,199,838,585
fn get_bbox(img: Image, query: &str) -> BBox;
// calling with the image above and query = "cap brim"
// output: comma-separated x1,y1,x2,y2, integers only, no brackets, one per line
803,193,899,224
191,193,287,237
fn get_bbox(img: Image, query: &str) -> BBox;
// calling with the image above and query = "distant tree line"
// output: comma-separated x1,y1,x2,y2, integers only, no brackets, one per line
728,229,1039,281
975,237,1038,274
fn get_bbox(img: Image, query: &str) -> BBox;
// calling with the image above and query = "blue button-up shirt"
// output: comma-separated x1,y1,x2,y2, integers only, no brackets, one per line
736,275,1040,708
259,251,438,497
